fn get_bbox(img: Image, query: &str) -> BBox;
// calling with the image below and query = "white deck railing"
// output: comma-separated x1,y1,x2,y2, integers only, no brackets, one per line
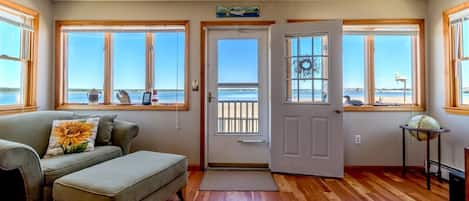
217,100,258,135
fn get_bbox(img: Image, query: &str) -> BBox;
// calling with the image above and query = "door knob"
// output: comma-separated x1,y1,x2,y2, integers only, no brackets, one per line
335,110,342,114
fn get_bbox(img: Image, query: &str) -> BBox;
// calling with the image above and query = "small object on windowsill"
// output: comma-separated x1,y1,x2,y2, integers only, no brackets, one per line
374,96,400,106
151,89,159,106
343,95,363,106
142,91,152,105
116,90,131,104
87,89,100,105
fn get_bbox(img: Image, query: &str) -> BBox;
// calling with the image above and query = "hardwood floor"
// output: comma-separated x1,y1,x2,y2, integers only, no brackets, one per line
168,168,448,201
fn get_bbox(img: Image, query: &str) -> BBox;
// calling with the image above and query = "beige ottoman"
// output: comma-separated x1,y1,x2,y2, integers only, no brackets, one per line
53,151,187,201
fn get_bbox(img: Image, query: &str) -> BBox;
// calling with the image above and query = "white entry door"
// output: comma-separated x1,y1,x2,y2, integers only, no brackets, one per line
270,21,344,177
206,28,269,167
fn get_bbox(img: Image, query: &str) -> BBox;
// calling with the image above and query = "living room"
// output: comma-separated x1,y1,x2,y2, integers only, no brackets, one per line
0,0,468,200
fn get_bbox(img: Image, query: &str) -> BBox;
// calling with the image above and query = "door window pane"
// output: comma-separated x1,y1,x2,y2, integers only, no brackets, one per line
343,35,366,104
154,32,185,104
285,34,329,103
0,60,23,105
0,21,21,58
216,38,260,134
66,32,105,104
217,39,258,83
112,33,146,104
374,35,413,105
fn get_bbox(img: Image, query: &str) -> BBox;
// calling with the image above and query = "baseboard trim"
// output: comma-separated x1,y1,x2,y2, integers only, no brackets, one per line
345,165,425,172
190,165,424,172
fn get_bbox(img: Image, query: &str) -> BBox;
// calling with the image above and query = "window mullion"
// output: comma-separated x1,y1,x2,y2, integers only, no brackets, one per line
146,32,154,92
365,35,375,105
104,32,112,105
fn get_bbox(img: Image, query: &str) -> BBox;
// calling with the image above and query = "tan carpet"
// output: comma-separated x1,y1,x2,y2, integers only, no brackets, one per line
199,170,278,191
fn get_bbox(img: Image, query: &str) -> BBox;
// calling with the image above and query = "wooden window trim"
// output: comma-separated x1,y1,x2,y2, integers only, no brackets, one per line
444,3,469,115
0,0,39,115
288,19,426,112
54,20,190,111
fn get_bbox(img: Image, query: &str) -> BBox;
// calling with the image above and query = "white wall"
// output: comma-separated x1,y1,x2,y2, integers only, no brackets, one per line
10,0,53,110
51,0,428,167
428,0,469,170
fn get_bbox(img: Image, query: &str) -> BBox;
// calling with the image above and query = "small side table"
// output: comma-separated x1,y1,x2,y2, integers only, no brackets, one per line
400,125,450,190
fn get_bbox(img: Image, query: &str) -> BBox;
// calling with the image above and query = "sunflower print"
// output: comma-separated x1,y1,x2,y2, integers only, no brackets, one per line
53,120,95,152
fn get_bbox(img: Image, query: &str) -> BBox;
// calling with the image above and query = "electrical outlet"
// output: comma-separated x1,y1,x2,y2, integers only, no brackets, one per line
354,135,361,144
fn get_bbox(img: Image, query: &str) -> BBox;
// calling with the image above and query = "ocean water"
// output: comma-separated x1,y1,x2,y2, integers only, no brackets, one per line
2,89,469,105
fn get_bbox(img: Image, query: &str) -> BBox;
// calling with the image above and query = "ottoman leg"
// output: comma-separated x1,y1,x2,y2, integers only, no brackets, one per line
177,189,184,201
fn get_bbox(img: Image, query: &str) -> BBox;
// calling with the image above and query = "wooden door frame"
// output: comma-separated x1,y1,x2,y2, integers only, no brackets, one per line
199,20,275,170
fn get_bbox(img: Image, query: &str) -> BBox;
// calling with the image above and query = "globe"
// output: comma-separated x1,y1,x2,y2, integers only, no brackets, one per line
407,115,441,141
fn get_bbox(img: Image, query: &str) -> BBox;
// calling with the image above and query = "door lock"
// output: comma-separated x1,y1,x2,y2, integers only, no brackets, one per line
208,92,217,103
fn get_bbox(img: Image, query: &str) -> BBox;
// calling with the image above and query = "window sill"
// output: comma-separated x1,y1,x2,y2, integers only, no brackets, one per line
444,107,469,115
55,104,189,111
0,105,38,115
344,105,425,112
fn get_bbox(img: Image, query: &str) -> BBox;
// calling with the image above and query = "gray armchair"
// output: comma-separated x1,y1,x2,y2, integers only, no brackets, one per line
0,111,138,201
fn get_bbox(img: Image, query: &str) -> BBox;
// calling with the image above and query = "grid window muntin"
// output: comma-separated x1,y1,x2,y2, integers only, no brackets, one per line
285,33,329,104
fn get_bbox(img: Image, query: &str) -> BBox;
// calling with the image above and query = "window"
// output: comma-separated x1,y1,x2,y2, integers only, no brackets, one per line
66,32,105,104
444,3,469,114
343,35,366,103
342,20,425,112
55,21,189,110
154,32,186,104
113,33,146,104
0,1,38,114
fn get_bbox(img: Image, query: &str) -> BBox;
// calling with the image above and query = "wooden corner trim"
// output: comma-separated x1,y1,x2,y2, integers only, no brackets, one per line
0,0,39,16
200,20,275,27
345,105,425,112
288,19,424,25
56,104,189,111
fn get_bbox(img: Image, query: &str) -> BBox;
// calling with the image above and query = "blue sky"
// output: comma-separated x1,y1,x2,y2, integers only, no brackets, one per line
0,21,21,89
66,31,185,90
2,21,467,91
218,39,258,83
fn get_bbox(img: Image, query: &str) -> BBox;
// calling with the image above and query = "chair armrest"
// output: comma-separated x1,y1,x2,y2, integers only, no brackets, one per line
111,120,139,155
0,139,43,201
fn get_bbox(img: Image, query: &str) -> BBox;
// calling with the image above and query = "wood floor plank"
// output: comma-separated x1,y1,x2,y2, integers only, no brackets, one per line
169,168,448,201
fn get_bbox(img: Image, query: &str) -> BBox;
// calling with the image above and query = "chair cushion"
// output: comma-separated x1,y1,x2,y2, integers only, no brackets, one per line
41,146,122,185
53,151,187,201
73,114,117,145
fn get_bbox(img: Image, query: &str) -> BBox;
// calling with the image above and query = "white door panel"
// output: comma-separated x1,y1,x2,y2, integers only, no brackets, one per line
270,21,344,177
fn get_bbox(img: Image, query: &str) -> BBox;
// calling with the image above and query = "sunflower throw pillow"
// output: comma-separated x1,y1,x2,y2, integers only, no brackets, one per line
44,118,100,158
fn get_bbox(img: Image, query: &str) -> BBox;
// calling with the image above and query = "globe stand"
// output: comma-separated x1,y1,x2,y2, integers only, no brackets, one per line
400,124,450,190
